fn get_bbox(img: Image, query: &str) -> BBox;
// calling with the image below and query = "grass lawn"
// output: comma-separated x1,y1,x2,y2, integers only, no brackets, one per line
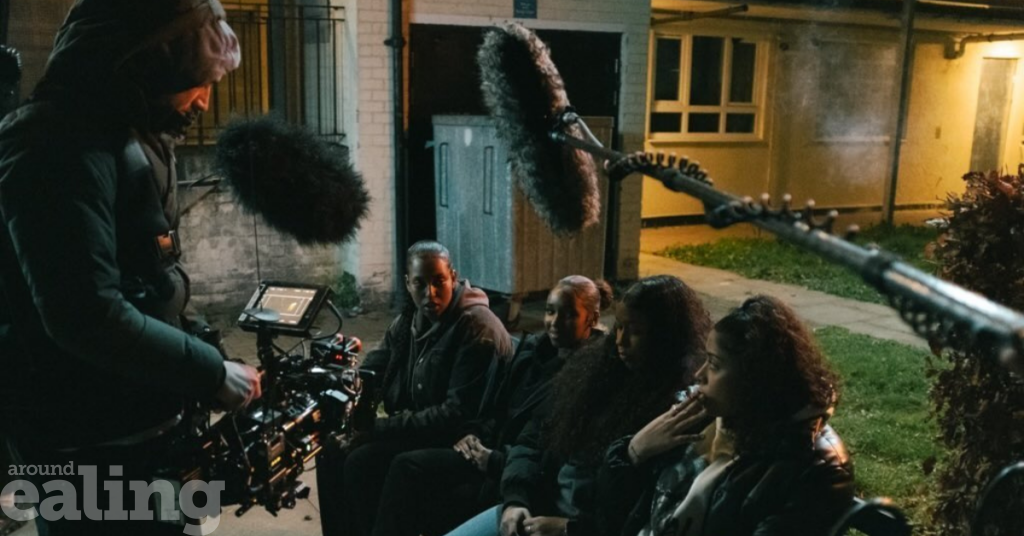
661,225,940,304
817,326,943,532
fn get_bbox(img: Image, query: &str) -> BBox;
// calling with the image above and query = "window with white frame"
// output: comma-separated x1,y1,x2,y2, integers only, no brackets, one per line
648,34,766,141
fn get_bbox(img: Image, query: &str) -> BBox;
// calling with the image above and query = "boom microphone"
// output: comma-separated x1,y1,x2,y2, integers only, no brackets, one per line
214,116,370,245
477,24,601,234
476,23,1024,368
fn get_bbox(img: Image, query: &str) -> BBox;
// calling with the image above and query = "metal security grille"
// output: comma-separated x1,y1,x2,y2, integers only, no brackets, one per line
186,1,346,146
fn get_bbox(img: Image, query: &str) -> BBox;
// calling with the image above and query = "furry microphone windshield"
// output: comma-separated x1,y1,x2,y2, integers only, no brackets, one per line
214,116,370,245
477,23,601,235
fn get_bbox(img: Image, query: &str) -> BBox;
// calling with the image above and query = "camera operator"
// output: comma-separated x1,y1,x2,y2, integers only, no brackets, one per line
0,1,260,534
317,240,514,536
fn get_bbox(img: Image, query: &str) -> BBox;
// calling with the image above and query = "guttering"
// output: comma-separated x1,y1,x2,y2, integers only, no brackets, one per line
386,0,407,307
945,31,1024,58
651,5,749,26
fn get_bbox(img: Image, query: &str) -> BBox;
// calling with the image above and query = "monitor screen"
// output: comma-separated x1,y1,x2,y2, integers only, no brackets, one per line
238,281,333,335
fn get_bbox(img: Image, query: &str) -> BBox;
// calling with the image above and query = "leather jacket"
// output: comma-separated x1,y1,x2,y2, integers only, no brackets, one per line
597,419,855,536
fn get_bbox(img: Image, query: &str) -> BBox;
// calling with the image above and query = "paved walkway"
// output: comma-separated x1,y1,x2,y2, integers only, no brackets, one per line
640,252,928,350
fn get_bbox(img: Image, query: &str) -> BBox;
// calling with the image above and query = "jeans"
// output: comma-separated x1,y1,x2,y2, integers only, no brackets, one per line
444,505,501,536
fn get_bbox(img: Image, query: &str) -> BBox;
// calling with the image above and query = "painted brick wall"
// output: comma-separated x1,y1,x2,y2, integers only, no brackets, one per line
348,0,397,299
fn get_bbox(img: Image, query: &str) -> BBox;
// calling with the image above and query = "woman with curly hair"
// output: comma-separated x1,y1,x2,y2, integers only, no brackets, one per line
446,275,712,536
597,294,854,536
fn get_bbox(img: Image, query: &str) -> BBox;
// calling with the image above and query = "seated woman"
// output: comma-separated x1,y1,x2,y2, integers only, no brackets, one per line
447,275,712,536
372,275,613,536
598,294,854,536
316,240,513,536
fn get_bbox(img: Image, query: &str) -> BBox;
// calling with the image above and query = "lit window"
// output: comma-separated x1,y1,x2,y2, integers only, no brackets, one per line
649,34,765,141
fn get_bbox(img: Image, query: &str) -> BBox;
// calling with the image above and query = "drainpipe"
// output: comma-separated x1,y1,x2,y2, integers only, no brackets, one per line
385,0,407,308
883,0,916,226
945,32,1024,59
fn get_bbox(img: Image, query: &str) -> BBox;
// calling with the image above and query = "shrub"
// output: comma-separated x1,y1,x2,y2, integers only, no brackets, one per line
929,168,1024,534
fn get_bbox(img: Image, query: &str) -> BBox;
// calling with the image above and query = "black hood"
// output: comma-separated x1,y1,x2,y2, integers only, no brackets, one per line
32,0,239,127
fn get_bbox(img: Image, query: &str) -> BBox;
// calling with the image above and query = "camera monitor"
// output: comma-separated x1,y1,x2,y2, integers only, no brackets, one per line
238,281,333,336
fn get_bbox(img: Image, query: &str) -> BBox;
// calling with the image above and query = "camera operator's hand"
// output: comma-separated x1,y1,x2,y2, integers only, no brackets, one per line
628,393,707,465
501,506,531,536
340,430,372,452
216,361,262,411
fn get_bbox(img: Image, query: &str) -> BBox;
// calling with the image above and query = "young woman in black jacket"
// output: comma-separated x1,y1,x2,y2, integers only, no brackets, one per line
446,275,712,536
597,294,854,536
370,275,613,536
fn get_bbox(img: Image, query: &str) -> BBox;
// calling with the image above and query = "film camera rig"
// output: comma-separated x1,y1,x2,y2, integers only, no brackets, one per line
166,281,370,517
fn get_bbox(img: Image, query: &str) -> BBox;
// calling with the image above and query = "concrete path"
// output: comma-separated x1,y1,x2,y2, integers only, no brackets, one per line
640,252,929,350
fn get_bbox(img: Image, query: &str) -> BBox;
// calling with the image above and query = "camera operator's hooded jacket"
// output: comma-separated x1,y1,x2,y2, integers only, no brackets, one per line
359,280,513,445
0,0,239,448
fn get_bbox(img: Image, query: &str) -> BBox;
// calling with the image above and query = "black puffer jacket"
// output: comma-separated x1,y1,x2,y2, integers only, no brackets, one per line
0,0,238,448
598,420,855,536
358,280,513,445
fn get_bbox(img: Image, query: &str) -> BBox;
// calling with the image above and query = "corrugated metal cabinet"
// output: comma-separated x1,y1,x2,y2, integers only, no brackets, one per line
433,115,612,296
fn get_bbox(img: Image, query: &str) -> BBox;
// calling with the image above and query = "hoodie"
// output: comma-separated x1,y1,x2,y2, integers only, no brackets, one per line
0,0,239,449
358,280,513,446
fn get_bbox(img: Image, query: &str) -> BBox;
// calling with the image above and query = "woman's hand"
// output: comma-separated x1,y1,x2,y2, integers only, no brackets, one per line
501,506,531,536
466,434,493,472
453,434,493,472
628,394,708,464
453,434,477,457
523,516,568,536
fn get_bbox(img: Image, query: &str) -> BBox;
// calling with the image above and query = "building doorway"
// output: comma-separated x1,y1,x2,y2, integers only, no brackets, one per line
970,57,1018,173
406,24,622,263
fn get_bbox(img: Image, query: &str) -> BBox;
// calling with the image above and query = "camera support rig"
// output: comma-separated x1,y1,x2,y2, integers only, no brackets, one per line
166,281,366,518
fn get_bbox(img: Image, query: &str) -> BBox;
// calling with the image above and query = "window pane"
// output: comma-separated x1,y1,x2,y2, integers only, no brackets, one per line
650,113,682,133
690,36,724,106
689,113,720,133
726,113,756,133
730,41,756,103
654,38,682,101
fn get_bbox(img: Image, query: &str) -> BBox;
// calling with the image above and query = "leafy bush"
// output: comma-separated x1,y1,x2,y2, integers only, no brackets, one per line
333,271,361,310
929,169,1024,534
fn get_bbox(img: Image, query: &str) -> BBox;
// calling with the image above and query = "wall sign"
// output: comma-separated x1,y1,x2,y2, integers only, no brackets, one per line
514,0,537,19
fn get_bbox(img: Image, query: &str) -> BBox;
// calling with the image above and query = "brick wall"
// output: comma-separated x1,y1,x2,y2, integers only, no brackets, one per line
347,0,397,301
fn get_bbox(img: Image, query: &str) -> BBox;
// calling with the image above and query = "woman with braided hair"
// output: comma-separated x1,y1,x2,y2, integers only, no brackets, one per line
447,275,712,536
